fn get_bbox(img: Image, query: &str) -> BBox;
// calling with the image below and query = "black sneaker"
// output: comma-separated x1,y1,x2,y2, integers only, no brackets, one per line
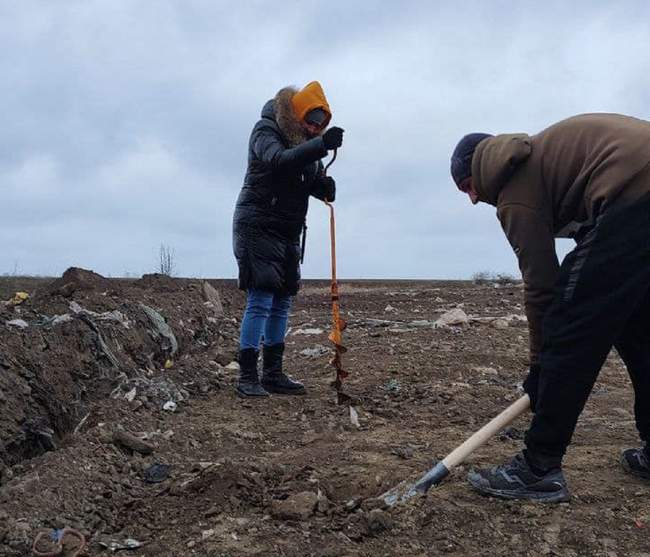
468,453,570,503
621,448,650,480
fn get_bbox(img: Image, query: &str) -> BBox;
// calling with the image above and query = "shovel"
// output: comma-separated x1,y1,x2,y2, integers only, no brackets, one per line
381,394,530,506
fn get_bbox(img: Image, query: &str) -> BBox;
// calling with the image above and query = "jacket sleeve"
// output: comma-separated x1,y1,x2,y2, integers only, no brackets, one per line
251,123,328,171
498,203,559,365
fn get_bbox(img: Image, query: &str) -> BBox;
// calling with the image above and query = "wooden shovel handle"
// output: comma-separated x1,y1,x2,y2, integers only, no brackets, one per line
442,394,530,470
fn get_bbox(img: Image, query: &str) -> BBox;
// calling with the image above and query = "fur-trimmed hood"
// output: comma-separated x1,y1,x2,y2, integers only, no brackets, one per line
260,87,312,147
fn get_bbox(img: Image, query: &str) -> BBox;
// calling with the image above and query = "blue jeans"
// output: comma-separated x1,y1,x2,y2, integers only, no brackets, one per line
240,289,293,350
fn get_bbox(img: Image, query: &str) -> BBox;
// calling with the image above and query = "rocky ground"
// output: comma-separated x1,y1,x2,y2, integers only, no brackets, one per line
1,270,649,556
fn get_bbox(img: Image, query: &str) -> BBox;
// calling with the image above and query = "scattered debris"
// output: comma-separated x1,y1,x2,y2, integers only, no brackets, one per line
72,413,91,435
225,361,240,372
391,446,414,459
124,387,137,402
6,319,28,329
113,375,190,407
382,379,401,392
162,400,178,412
409,319,435,328
98,538,144,552
144,463,172,484
51,314,73,326
292,327,324,335
78,313,121,369
202,281,225,316
300,344,330,358
69,301,131,328
469,314,527,326
344,497,363,512
7,292,29,306
112,429,155,455
32,527,86,557
364,319,394,328
139,303,179,356
434,308,470,328
350,406,361,429
388,326,415,334
271,491,319,521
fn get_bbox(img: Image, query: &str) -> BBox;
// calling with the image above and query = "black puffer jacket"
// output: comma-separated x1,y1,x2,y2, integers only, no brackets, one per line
233,87,335,296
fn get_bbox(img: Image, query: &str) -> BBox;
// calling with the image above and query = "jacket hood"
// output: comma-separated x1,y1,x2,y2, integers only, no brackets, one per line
471,134,533,205
261,99,275,120
260,86,311,147
291,81,331,125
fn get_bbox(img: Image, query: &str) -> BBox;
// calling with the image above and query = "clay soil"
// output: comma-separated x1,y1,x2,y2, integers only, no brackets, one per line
1,271,649,556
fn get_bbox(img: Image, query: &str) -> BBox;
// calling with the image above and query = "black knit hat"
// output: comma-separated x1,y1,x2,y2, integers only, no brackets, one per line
450,133,493,186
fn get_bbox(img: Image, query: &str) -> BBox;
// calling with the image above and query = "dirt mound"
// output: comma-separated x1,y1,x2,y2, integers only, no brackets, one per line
44,267,110,298
137,273,179,292
0,270,239,473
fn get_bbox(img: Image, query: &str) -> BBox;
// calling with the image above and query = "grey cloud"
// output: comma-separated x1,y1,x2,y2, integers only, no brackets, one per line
2,0,650,278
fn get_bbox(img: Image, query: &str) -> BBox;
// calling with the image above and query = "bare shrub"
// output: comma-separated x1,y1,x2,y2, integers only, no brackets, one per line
158,244,176,277
495,272,517,285
472,271,518,285
471,271,493,285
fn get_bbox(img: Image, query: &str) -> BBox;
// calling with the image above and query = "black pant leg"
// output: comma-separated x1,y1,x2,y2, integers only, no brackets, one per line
525,203,650,463
615,292,650,445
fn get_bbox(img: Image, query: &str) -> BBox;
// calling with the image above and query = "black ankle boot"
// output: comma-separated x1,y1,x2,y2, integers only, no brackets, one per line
261,343,306,395
236,348,269,397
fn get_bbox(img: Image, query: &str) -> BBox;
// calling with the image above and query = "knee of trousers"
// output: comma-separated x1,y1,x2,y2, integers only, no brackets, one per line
245,303,272,319
245,291,274,315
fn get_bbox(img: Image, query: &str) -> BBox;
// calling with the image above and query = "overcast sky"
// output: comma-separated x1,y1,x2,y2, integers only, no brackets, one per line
3,1,650,279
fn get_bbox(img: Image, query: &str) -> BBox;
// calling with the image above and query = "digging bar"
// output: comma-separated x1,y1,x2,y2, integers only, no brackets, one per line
382,394,530,506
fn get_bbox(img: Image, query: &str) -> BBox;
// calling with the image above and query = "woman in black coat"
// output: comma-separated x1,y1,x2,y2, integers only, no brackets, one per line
232,81,344,397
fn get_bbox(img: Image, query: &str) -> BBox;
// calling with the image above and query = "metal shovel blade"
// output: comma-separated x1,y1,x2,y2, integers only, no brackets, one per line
380,395,530,507
381,461,450,506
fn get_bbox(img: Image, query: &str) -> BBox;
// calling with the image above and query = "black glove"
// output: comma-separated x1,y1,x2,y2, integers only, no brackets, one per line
522,363,541,411
322,176,336,202
322,126,344,150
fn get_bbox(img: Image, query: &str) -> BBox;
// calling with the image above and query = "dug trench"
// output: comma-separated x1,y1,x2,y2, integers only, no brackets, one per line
0,269,648,556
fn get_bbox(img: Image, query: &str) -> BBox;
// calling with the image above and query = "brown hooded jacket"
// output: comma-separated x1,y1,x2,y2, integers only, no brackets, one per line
471,113,650,363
